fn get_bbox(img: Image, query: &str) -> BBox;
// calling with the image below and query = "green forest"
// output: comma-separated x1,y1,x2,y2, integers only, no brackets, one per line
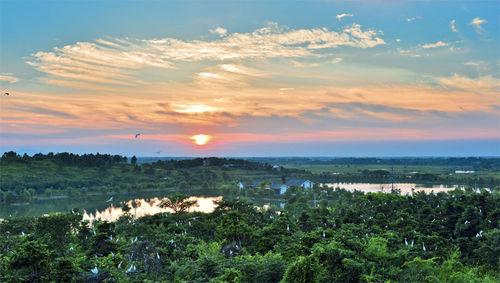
0,152,499,282
1,190,498,282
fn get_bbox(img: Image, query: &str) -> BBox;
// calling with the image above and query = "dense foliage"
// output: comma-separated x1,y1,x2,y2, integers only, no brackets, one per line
0,152,308,204
1,189,498,282
2,152,499,205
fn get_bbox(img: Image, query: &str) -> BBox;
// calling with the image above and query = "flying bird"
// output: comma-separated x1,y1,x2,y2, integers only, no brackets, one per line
3,92,9,96
106,197,113,202
134,133,141,139
91,267,99,275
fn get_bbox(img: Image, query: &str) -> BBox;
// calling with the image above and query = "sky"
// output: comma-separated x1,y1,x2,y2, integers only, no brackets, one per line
0,0,499,157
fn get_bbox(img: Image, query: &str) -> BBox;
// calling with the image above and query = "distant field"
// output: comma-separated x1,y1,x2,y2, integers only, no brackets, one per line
281,164,447,174
280,163,500,181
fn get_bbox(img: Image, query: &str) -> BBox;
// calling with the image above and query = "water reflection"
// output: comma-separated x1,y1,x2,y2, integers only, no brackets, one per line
83,196,222,224
321,183,461,195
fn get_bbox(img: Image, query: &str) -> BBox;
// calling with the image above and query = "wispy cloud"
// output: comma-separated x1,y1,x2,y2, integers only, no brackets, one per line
336,13,353,21
406,16,422,23
437,74,500,93
450,20,458,33
290,60,320,68
469,17,487,33
421,41,448,49
209,27,228,37
195,63,267,87
27,22,385,87
0,73,19,83
328,58,343,64
465,61,489,75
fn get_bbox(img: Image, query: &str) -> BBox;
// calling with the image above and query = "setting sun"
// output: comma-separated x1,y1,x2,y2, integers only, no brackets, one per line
191,134,211,146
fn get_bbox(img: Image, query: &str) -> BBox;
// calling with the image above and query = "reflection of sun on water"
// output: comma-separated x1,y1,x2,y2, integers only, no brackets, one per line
83,196,221,225
191,134,211,146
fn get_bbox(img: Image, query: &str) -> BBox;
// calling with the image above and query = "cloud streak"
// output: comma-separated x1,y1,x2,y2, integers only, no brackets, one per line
0,73,19,83
27,23,385,87
421,41,448,49
336,13,353,21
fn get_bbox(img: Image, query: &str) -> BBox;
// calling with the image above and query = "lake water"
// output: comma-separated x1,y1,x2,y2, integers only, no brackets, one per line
0,183,468,220
0,190,221,219
321,182,462,194
83,196,221,224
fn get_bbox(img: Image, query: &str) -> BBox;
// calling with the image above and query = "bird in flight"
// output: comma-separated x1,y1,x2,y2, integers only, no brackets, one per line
134,133,141,139
3,92,9,96
106,196,113,202
156,150,162,154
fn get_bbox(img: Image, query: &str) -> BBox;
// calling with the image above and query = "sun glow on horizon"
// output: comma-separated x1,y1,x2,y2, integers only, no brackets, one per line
191,134,211,146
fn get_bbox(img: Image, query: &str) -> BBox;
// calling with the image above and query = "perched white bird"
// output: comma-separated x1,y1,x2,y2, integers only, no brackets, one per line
422,242,426,252
118,261,123,268
286,224,290,232
411,240,414,247
405,238,408,246
322,231,326,238
91,267,99,275
126,264,136,273
156,252,160,260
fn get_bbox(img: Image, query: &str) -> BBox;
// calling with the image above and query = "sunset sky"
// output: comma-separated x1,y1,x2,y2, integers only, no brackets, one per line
1,1,499,156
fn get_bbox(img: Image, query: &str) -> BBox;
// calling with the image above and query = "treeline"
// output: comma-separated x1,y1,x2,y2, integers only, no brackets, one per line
0,189,498,282
1,153,301,204
1,152,299,172
152,157,273,170
1,151,127,167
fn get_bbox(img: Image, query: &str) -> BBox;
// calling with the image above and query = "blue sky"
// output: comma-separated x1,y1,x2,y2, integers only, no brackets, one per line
0,0,499,156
